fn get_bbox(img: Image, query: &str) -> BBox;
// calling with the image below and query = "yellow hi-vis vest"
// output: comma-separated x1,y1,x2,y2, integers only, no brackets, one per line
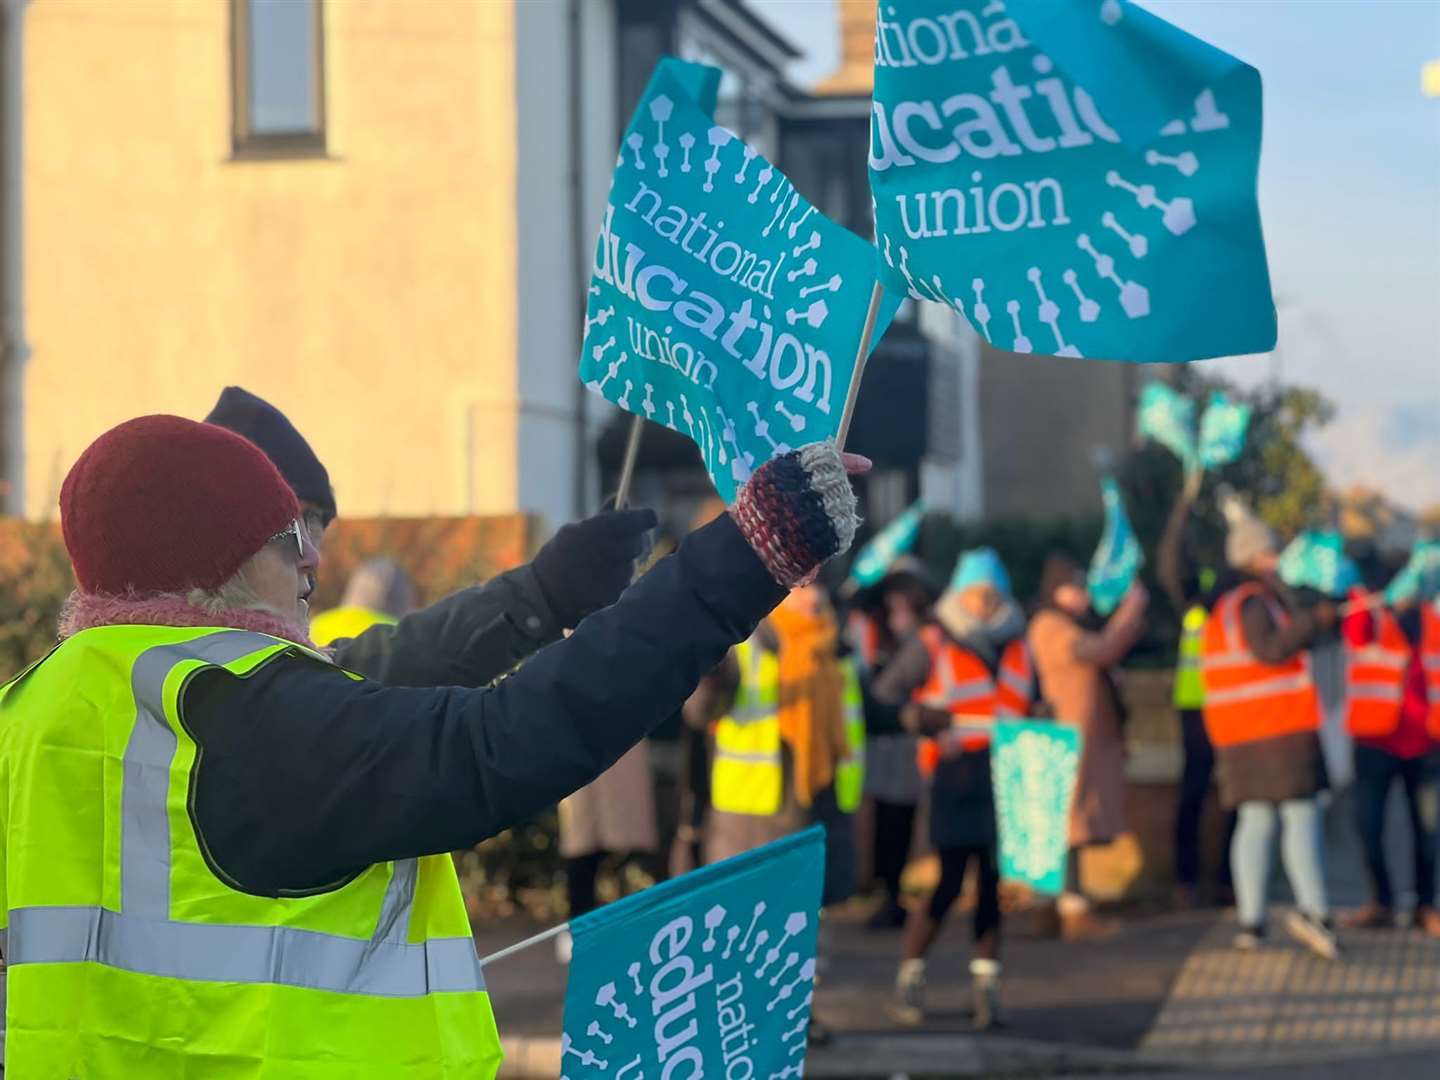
834,661,866,813
0,625,500,1079
309,604,398,647
1173,603,1208,709
712,639,783,816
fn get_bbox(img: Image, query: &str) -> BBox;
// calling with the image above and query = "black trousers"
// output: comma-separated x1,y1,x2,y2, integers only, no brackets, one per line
927,844,1001,942
1175,708,1235,888
1353,745,1440,910
873,798,917,904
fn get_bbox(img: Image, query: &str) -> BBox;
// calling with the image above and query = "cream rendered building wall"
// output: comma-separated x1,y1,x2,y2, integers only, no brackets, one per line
22,0,518,519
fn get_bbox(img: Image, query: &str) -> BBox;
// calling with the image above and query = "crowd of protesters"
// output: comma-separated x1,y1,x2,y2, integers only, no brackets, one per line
4,386,1435,1072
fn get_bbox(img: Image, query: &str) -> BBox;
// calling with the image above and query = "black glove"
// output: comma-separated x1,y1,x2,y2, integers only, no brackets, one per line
531,508,659,628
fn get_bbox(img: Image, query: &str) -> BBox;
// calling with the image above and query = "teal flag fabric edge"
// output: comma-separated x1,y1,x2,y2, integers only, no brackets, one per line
1005,0,1254,147
569,825,826,942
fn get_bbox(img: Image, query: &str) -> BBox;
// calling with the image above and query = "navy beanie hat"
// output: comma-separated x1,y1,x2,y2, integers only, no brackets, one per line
205,386,336,521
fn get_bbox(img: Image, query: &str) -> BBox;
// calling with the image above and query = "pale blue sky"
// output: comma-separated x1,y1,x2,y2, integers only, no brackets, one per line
750,0,1440,509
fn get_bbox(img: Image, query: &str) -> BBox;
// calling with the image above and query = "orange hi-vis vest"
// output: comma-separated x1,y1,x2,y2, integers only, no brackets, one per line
1345,605,1414,738
1424,606,1440,737
1201,583,1319,749
912,625,1031,773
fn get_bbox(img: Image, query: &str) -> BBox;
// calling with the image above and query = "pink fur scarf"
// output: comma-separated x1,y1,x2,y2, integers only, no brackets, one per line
59,591,318,651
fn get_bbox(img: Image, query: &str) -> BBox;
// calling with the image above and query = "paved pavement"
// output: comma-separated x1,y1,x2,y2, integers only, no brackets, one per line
483,790,1440,1076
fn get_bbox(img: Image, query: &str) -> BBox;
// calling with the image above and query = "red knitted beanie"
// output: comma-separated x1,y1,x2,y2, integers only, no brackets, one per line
60,415,300,595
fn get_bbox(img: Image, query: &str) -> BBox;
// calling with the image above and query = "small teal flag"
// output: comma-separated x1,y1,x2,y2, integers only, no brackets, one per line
1088,476,1143,615
1385,541,1440,606
581,58,901,503
848,500,926,589
561,827,824,1080
991,720,1082,896
1138,381,1199,474
1278,530,1360,599
868,0,1274,362
1198,391,1252,470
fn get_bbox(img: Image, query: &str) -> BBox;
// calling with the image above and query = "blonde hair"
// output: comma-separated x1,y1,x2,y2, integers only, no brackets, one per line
186,552,290,621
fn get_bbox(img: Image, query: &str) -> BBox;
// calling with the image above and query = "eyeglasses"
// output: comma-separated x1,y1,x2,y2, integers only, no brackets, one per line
268,520,305,561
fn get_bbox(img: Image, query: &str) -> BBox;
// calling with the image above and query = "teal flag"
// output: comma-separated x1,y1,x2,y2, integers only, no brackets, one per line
581,58,901,503
848,501,926,589
1137,381,1198,473
1088,477,1143,615
1198,391,1252,469
868,0,1274,362
1385,541,1440,606
1278,530,1360,598
561,827,824,1080
991,720,1082,895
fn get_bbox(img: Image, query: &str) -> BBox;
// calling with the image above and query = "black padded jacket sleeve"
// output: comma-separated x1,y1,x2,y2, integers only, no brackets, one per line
182,514,785,896
328,564,559,689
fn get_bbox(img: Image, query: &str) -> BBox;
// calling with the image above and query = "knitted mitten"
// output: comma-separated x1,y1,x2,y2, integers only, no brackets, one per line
730,443,859,589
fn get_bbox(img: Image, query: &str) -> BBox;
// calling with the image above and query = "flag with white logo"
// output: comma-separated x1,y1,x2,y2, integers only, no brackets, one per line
581,59,900,502
868,0,1273,362
1197,391,1252,470
991,720,1082,895
1385,541,1440,606
1137,381,1199,474
1088,477,1143,616
560,827,824,1080
1278,531,1360,599
847,500,926,590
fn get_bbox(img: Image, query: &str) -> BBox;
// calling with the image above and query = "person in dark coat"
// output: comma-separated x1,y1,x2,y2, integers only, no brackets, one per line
11,416,862,1075
871,549,1034,1031
846,558,937,930
1156,487,1234,909
205,386,627,689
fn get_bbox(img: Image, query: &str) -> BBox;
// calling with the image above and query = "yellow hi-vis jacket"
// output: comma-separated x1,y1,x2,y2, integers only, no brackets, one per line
0,625,500,1079
711,639,865,816
1172,603,1208,710
309,604,398,647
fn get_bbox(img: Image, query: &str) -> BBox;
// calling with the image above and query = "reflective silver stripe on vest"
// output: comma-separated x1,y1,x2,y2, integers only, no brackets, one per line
124,631,281,918
998,669,1030,698
1347,681,1403,702
727,706,774,725
6,906,484,996
1203,672,1312,707
1423,656,1440,673
88,631,470,997
924,671,994,708
714,749,782,765
1349,646,1408,670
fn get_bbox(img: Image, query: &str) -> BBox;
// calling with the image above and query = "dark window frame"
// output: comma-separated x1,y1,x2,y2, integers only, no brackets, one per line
230,0,328,160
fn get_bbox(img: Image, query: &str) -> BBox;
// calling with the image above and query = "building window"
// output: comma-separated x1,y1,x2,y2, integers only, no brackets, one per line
232,0,325,156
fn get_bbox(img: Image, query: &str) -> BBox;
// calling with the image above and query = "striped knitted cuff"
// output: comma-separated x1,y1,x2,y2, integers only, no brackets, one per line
730,443,859,589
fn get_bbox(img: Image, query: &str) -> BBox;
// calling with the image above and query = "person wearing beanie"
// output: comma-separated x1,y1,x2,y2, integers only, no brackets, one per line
871,547,1037,1031
205,386,642,691
1204,493,1339,961
0,414,863,1078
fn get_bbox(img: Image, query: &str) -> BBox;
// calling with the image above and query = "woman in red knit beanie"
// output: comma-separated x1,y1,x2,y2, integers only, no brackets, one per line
3,413,866,1078
57,414,321,645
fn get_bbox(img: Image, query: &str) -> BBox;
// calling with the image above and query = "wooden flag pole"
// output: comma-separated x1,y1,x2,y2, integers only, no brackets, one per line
835,280,885,450
612,414,645,511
